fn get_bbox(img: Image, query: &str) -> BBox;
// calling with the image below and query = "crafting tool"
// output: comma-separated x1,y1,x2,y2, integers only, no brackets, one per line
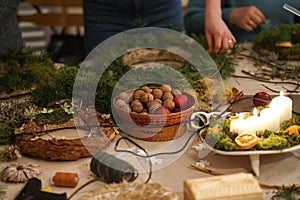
283,3,300,17
90,151,138,183
15,178,67,200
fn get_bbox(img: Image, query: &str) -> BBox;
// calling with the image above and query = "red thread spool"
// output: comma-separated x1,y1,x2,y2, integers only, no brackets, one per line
52,172,78,188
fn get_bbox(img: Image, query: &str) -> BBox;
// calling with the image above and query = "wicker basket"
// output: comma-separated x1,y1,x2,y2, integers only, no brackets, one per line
113,90,196,142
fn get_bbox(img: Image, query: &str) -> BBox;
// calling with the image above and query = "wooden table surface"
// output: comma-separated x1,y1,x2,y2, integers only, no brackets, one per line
2,93,300,200
1,49,300,200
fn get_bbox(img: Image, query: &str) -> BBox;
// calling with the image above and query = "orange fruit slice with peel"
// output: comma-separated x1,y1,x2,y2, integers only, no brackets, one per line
235,133,259,150
284,125,300,136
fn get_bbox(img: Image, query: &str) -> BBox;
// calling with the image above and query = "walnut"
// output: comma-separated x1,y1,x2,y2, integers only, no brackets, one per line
163,99,175,111
133,89,145,99
142,108,148,113
115,99,128,108
147,100,161,112
154,99,162,104
130,100,144,113
152,88,163,99
117,92,130,102
172,89,182,97
140,112,149,116
140,86,152,93
148,103,161,114
160,84,172,93
140,93,154,103
162,92,173,101
121,106,131,112
129,95,134,103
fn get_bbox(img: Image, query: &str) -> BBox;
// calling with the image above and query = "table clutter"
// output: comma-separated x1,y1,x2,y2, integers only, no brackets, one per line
0,24,300,200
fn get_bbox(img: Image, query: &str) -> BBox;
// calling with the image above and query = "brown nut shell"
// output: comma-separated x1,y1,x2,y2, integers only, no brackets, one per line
162,92,173,101
163,99,175,111
147,100,161,110
130,104,144,113
152,88,163,99
171,89,182,97
133,89,145,99
160,85,172,93
118,92,130,101
115,99,128,107
140,86,153,93
140,93,154,103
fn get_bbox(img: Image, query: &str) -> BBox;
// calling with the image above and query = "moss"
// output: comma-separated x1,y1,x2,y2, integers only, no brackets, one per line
31,66,78,107
0,47,56,94
253,24,300,59
35,108,72,125
0,120,16,144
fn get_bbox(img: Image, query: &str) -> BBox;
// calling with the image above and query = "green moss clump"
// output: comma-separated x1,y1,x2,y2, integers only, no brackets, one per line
32,66,78,107
256,134,289,150
0,120,16,144
35,108,72,125
0,47,56,94
253,24,300,59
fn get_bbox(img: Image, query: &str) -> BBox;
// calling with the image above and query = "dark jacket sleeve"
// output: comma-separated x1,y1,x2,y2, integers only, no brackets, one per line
184,0,206,36
184,0,234,36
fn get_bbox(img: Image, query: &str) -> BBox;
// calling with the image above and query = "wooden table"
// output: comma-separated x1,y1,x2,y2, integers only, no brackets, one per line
2,92,300,200
1,48,300,200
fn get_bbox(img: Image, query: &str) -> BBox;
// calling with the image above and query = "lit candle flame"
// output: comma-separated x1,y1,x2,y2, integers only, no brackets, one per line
280,90,284,97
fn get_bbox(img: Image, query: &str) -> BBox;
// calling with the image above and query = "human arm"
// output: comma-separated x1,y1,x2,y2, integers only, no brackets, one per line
205,0,236,54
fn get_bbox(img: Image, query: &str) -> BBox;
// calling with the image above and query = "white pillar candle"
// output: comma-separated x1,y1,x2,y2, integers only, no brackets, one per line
241,108,265,134
269,91,293,123
260,108,280,131
230,109,264,134
230,114,245,134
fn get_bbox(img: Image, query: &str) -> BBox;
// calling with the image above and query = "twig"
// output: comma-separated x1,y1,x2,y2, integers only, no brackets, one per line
232,74,300,86
189,164,224,176
241,70,270,81
238,53,281,68
259,183,300,190
283,86,299,93
261,84,280,93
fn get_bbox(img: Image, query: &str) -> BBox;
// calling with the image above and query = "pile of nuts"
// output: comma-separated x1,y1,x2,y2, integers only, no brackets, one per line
115,85,190,115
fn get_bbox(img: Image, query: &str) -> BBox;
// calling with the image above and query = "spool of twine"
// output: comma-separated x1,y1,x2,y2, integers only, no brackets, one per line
90,152,138,183
52,172,78,187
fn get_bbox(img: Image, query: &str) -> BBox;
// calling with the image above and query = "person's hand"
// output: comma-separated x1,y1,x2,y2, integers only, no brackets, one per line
205,12,236,54
230,6,266,32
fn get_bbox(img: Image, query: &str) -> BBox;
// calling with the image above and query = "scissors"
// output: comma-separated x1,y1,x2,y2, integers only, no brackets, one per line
189,111,232,130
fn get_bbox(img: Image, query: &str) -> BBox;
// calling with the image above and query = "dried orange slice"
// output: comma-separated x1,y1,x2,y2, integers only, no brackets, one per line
275,41,292,48
284,125,300,136
235,133,258,150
